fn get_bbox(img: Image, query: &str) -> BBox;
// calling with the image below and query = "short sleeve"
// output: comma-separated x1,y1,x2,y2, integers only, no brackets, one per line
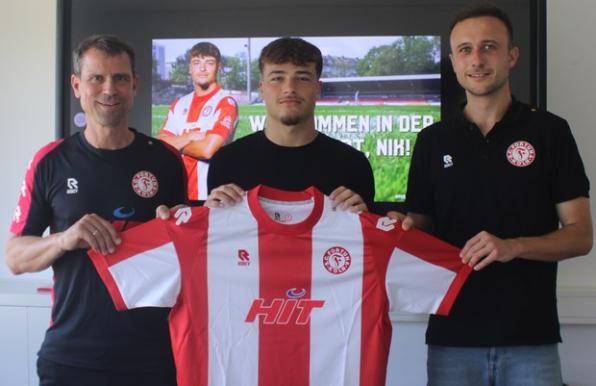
89,218,182,310
385,227,472,315
550,119,590,203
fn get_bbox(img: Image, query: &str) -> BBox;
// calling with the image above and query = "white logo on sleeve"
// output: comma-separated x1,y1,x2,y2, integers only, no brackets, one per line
174,207,192,225
13,205,21,223
376,216,396,231
66,178,79,194
20,180,27,198
443,154,454,168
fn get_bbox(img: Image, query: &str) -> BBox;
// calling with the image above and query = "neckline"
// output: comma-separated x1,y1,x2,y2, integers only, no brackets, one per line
247,185,324,235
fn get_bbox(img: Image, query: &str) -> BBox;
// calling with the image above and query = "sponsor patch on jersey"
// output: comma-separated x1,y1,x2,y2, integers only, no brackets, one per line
131,171,159,198
506,141,536,167
113,206,136,219
286,288,306,299
323,246,352,274
202,105,213,116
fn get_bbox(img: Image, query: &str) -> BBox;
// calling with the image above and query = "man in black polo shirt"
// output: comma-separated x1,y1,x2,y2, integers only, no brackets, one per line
403,6,592,386
6,35,185,386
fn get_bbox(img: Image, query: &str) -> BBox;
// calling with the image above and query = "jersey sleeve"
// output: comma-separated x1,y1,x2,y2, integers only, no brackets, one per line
206,96,238,140
386,224,473,315
158,98,180,136
550,118,590,202
88,218,182,311
10,141,62,236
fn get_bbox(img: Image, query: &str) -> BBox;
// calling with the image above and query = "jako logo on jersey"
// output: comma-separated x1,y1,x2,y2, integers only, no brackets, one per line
506,141,536,167
245,289,325,325
443,154,454,168
66,178,78,194
131,171,159,198
202,105,213,116
113,207,136,219
238,249,250,266
323,246,352,274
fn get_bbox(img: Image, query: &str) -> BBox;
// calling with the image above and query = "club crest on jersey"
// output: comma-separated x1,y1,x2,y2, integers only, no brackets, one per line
323,246,352,274
131,171,159,198
506,141,536,167
202,105,213,116
245,289,325,325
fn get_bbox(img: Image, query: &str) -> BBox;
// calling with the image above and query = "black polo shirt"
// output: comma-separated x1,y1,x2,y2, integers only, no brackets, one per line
406,100,589,346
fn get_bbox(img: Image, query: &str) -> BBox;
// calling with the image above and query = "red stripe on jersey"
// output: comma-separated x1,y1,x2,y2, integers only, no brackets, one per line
88,249,128,311
396,225,464,272
435,264,473,316
168,209,210,386
10,140,63,235
257,230,313,386
359,216,393,386
182,155,199,200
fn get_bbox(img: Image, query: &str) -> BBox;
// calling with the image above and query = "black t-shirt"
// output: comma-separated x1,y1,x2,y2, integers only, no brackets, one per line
14,130,187,370
208,130,376,211
406,100,590,346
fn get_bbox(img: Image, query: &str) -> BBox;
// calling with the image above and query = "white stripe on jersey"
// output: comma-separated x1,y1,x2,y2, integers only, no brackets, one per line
207,201,260,386
310,200,363,386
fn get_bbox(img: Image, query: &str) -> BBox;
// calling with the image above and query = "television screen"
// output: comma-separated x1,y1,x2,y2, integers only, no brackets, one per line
152,36,440,202
58,0,545,208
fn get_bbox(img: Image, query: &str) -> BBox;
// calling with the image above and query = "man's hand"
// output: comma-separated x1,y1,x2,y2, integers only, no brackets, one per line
460,231,521,271
329,186,367,213
205,184,244,208
58,213,120,255
386,211,417,231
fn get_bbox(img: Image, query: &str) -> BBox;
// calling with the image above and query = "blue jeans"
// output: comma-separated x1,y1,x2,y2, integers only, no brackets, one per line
427,344,562,386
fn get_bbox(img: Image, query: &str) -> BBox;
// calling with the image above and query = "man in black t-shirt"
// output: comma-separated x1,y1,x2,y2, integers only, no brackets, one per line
400,6,592,386
205,37,375,212
6,35,185,386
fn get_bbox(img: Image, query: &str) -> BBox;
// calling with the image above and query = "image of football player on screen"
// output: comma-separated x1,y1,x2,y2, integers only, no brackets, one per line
158,42,238,201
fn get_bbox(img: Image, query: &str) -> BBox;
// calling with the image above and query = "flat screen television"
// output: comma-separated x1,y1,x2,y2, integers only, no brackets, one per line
57,0,546,210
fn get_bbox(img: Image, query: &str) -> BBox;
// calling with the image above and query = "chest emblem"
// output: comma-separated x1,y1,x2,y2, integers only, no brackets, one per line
131,171,159,198
323,246,352,274
506,141,536,167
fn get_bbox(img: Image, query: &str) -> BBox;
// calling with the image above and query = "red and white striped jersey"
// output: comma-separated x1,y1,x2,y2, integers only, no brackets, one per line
159,85,238,200
89,186,472,386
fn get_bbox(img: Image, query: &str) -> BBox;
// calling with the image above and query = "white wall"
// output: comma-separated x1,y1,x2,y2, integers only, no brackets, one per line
0,0,56,280
547,0,596,289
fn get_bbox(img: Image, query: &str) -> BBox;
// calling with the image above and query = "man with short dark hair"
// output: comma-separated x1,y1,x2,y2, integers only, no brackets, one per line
206,37,374,212
402,6,592,385
6,34,185,386
159,41,238,201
